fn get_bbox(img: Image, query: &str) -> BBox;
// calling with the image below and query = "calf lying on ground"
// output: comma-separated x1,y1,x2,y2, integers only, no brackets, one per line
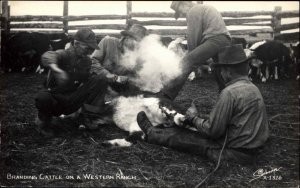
102,95,192,147
68,94,192,147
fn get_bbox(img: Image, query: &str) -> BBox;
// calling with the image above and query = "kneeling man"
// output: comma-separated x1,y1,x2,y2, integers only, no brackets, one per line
35,28,108,136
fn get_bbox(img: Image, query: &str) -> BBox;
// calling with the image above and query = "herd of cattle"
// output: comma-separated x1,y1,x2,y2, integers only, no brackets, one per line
1,31,299,84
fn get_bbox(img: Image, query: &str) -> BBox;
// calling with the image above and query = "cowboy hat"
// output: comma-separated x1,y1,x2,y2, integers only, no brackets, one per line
213,44,251,66
74,28,99,50
120,24,147,41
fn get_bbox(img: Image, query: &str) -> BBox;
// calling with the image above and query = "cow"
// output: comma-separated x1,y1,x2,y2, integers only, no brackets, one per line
249,40,294,83
290,42,300,81
1,32,51,72
0,31,74,73
49,34,73,51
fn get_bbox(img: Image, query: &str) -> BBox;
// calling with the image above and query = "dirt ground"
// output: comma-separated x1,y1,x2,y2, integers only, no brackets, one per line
0,72,299,187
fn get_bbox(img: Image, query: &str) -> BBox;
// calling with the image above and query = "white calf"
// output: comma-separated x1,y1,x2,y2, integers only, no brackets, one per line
101,95,188,147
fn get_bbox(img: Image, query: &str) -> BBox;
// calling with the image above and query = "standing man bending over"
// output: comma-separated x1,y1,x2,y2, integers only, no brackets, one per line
160,1,231,100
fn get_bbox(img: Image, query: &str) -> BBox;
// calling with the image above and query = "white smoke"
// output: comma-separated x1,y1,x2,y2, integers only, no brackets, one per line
120,34,183,92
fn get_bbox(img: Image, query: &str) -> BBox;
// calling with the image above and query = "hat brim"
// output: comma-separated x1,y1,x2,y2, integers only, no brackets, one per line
120,30,141,41
211,57,251,66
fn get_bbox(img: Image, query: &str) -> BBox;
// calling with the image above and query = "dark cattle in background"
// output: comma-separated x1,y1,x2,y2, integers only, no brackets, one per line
250,40,294,82
49,33,73,51
1,32,51,72
1,32,77,73
231,37,248,49
290,42,300,81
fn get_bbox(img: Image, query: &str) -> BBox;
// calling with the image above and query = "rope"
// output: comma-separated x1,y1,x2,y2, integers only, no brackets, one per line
195,129,229,188
268,113,299,141
269,113,299,125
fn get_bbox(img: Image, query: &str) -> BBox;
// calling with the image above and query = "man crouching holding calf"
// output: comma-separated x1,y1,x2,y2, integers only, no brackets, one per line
137,44,269,164
35,28,109,137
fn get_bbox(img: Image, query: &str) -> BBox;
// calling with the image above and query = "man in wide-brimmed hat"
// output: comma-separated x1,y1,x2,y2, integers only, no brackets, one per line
35,28,109,136
137,44,269,164
91,24,147,91
158,1,232,100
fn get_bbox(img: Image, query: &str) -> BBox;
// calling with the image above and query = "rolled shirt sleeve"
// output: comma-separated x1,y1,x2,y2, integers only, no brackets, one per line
90,37,118,82
41,50,61,67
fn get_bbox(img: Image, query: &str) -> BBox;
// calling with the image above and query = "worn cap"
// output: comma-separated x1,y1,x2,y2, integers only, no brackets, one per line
74,28,99,50
120,24,147,41
213,44,250,65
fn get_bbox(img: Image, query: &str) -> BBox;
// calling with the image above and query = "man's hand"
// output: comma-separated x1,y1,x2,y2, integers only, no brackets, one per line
116,75,129,85
185,102,198,122
48,63,69,86
53,70,69,86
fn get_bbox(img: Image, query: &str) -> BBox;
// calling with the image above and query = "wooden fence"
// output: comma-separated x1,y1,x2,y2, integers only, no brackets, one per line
1,1,299,42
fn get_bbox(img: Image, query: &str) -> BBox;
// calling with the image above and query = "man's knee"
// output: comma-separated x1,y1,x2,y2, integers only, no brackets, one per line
35,91,55,112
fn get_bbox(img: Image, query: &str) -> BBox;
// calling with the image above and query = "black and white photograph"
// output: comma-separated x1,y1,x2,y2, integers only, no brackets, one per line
0,1,299,187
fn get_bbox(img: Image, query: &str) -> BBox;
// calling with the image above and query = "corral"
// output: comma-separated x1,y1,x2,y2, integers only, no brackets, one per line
1,1,299,41
0,73,299,187
1,1,299,187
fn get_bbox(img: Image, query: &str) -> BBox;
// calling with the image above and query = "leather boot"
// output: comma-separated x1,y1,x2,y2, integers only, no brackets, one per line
35,112,54,138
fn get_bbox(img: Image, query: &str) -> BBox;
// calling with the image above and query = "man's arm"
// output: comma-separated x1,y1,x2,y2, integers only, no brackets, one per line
191,90,234,139
90,37,127,84
90,57,117,83
42,51,68,86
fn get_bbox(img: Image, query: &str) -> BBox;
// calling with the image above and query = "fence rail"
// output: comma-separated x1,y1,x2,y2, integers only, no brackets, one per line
1,1,299,42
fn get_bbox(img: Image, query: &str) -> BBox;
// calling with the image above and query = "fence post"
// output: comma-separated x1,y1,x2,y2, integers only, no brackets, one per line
272,6,282,38
1,0,10,34
63,1,69,33
126,1,132,28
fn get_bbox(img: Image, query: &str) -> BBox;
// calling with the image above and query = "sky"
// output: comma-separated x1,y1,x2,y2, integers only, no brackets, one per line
6,1,300,34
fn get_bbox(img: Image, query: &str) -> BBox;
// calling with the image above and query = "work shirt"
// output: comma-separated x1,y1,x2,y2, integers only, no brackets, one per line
41,46,91,92
91,36,128,79
186,4,231,52
192,76,269,149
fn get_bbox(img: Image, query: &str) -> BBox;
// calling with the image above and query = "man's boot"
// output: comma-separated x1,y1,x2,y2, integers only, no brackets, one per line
137,111,216,156
35,112,54,138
